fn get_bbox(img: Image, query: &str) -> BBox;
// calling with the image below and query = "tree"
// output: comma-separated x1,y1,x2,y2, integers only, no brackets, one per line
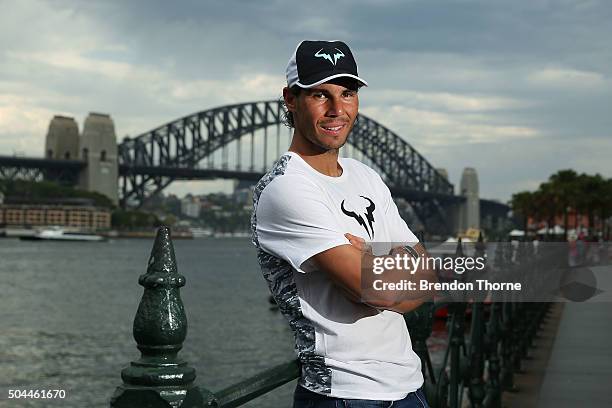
511,170,612,240
603,179,612,239
111,209,160,230
549,170,579,240
510,191,535,234
0,179,114,208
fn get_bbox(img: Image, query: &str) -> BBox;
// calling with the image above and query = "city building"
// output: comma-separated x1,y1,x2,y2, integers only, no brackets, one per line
233,180,254,207
527,212,594,235
458,167,480,233
0,198,111,231
180,195,201,218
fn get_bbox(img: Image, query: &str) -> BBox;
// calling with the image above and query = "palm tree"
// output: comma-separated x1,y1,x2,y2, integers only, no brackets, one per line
603,179,612,239
549,170,579,240
537,182,564,239
510,191,536,234
510,172,612,241
580,174,609,236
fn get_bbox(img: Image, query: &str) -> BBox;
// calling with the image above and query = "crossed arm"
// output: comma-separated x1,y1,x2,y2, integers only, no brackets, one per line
310,233,437,314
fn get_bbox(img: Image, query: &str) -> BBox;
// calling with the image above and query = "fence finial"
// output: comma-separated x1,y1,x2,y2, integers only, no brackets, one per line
110,226,214,407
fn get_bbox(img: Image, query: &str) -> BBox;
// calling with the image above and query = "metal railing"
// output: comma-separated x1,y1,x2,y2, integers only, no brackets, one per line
110,227,558,407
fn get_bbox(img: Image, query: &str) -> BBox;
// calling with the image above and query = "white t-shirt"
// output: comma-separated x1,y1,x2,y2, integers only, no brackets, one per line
251,151,423,400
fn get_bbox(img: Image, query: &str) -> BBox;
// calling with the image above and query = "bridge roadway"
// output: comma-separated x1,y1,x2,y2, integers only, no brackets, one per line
0,155,86,172
0,155,464,204
0,155,86,185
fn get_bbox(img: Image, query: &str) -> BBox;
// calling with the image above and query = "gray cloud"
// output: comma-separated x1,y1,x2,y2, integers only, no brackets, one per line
0,0,610,202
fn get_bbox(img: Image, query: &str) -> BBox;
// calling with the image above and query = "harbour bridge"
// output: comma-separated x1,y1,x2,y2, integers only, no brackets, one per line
0,100,509,236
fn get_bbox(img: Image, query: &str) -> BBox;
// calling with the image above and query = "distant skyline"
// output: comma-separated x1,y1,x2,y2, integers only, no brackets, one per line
1,0,611,201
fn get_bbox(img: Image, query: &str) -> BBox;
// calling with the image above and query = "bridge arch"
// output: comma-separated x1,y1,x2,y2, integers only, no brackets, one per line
118,100,456,234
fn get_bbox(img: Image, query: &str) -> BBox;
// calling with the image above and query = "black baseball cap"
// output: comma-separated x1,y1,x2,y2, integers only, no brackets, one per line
286,40,368,89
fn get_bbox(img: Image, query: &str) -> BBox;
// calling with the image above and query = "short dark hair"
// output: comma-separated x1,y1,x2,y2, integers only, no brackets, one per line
281,86,302,128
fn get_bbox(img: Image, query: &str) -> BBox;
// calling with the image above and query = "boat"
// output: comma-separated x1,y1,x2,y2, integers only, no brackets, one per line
189,227,213,238
0,227,37,238
20,226,106,242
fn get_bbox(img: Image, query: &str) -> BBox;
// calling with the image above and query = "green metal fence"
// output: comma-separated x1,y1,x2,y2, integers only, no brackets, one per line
110,227,557,407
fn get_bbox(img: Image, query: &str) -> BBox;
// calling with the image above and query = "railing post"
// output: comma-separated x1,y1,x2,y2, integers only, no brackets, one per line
467,232,486,407
484,241,503,408
511,241,525,372
467,302,486,407
524,241,538,351
448,238,468,408
500,241,515,391
404,302,439,405
405,303,434,380
110,226,215,408
484,302,503,408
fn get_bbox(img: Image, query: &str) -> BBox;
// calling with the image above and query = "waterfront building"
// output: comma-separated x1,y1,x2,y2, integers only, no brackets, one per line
0,201,111,231
180,195,201,218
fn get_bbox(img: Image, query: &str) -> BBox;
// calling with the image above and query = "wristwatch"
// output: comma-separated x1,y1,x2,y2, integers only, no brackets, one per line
390,244,420,259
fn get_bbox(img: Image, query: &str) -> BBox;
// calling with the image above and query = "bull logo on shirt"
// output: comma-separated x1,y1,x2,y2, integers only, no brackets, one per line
340,196,376,239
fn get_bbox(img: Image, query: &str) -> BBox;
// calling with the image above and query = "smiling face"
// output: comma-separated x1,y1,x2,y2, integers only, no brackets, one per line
284,78,359,153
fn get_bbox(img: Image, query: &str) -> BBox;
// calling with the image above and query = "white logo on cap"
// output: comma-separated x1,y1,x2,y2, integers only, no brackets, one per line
314,48,345,66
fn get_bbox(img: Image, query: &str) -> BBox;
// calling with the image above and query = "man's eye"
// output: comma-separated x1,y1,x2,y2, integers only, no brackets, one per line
343,91,356,98
312,93,326,99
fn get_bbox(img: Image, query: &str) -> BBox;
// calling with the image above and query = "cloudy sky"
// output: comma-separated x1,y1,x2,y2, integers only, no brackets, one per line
1,0,610,202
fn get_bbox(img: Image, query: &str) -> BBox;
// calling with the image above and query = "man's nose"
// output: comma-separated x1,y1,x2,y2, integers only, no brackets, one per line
326,96,344,117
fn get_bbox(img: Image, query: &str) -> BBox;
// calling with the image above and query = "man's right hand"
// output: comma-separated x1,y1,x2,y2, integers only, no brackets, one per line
344,233,370,253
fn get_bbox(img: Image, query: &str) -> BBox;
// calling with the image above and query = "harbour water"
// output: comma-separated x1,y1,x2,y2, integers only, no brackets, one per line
1,237,297,407
0,237,447,407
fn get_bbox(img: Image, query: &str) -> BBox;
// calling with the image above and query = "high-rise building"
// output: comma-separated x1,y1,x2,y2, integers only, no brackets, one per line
233,180,255,206
458,167,480,232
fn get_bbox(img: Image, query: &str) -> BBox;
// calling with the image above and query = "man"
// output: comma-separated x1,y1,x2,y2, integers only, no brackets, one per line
251,40,432,407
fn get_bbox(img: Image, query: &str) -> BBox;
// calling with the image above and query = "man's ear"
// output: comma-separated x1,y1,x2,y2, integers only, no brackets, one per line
283,87,296,112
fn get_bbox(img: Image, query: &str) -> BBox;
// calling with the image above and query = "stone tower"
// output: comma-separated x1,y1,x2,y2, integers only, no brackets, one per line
78,113,119,205
436,168,449,181
44,115,79,159
458,167,480,233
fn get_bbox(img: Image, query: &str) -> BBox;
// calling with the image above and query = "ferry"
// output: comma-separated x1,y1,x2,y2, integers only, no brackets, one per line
20,226,106,242
189,227,213,239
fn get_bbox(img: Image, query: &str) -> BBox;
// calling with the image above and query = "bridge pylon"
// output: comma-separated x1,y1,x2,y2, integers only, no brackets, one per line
45,115,79,160
78,113,119,205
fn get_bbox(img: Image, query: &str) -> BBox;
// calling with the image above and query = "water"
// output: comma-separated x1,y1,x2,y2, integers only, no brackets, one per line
0,237,296,407
0,237,450,407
